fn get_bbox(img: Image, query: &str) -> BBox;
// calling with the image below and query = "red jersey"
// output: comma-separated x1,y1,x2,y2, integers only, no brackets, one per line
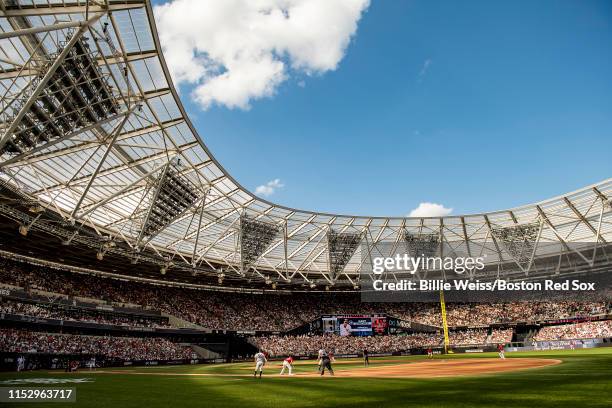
497,344,504,351
285,357,293,364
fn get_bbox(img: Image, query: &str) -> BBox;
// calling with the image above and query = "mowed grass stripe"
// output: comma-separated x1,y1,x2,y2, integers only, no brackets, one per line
0,349,610,408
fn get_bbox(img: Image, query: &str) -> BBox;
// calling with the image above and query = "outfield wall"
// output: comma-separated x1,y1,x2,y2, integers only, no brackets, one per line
507,337,612,352
0,352,223,372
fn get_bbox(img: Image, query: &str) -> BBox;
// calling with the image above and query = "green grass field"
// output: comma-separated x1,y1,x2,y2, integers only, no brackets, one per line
1,348,611,407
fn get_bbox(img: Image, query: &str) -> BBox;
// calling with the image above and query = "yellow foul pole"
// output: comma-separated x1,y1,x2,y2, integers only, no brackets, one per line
440,290,450,354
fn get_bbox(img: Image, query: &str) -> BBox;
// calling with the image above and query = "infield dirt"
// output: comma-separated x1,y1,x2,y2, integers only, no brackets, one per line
300,357,562,378
92,357,561,379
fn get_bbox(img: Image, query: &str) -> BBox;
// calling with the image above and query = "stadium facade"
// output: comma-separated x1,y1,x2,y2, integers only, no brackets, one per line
0,0,610,291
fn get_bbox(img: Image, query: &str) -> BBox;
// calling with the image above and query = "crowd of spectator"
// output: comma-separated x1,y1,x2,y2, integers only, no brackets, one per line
0,328,195,360
447,329,488,345
489,328,514,344
0,300,169,328
251,333,439,357
0,259,305,330
533,320,612,341
252,328,519,357
395,302,608,327
0,258,609,331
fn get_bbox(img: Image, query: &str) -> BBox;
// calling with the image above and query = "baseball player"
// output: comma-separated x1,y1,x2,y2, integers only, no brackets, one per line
318,349,334,376
317,349,325,372
427,347,433,359
280,356,294,375
363,349,369,367
497,344,505,359
254,351,267,378
16,355,25,372
88,356,96,370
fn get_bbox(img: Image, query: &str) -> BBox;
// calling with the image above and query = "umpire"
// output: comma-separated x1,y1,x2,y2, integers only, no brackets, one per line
319,350,334,376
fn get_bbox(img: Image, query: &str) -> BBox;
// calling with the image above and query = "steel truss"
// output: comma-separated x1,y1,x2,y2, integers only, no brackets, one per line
239,215,280,272
0,13,111,151
137,158,202,245
491,222,541,271
0,1,610,288
404,231,440,258
327,229,362,281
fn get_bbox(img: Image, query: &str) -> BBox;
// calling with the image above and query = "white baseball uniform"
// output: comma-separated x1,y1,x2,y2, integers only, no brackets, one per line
254,352,266,372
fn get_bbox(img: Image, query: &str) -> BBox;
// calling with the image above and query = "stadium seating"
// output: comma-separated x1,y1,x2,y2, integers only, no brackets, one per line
0,328,195,361
1,258,608,332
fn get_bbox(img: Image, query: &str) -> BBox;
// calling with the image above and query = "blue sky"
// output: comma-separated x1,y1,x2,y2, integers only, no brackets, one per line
154,0,612,217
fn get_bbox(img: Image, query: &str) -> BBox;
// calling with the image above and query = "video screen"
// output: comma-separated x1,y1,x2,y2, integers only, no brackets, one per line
322,315,388,336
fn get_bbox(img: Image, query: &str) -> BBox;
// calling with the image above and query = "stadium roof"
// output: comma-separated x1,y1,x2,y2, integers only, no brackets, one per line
0,0,611,289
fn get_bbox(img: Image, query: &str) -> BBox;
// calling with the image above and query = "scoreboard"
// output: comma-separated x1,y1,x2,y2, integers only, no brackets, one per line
321,314,388,336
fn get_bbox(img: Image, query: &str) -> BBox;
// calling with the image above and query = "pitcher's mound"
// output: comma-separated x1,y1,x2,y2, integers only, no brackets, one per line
305,358,561,378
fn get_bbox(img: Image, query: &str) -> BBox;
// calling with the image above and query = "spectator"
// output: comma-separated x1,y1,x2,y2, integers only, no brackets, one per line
0,328,194,361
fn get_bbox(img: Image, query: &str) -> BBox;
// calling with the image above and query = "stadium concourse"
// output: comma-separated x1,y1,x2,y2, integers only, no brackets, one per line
0,0,611,373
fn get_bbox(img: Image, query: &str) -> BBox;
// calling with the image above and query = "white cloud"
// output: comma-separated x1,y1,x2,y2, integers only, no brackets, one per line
255,179,285,197
418,58,432,82
154,0,370,110
408,202,453,218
